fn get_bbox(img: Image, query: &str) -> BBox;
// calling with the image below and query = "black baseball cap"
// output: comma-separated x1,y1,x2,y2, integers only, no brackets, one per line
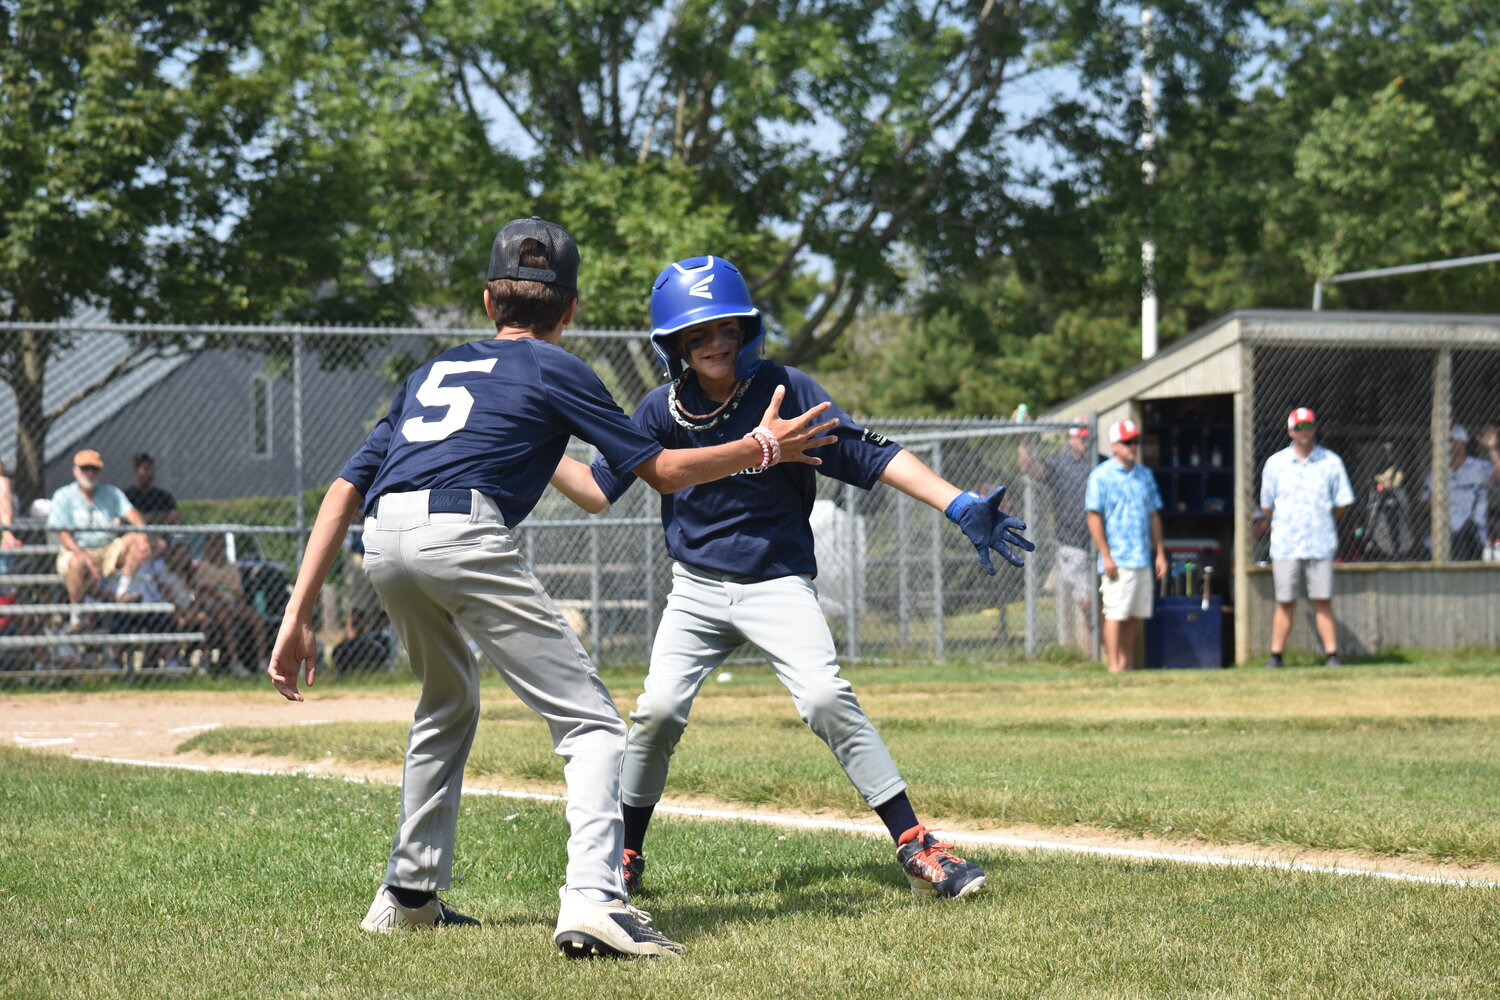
487,216,579,292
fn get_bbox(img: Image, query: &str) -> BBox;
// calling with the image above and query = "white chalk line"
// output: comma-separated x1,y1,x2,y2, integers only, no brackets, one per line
165,723,221,735
66,753,1498,889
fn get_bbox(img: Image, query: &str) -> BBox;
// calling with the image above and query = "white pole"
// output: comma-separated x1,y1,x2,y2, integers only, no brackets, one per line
1141,7,1158,359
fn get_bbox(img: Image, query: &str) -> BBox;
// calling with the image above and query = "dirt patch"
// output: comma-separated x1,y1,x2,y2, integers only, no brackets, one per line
3,688,1496,886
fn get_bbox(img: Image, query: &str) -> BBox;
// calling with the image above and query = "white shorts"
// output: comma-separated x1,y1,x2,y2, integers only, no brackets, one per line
1272,557,1335,602
1055,544,1093,604
1100,566,1154,621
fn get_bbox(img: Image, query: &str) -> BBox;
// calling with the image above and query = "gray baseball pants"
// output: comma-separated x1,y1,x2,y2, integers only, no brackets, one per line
621,561,907,810
361,489,627,898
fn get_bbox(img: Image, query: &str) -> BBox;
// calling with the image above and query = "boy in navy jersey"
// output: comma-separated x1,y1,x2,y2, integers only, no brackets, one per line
267,222,837,959
551,256,1032,899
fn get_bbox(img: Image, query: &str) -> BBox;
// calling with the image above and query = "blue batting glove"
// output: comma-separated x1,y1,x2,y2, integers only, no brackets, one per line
980,484,1034,568
945,488,1001,575
989,510,1035,568
944,486,1035,574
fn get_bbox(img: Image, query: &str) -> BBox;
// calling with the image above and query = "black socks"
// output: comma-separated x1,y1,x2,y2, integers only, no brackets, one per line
874,791,920,843
622,802,656,855
388,885,435,909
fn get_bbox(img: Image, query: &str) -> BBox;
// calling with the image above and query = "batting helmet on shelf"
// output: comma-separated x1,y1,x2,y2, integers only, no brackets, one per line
648,256,765,380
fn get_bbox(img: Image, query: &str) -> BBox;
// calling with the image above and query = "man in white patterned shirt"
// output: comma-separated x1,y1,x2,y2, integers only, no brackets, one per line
1259,407,1354,667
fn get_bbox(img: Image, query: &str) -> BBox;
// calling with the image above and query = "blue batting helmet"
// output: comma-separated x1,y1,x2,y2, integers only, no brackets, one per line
649,256,765,380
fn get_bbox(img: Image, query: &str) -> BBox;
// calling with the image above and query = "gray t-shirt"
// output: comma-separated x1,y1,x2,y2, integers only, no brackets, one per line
1042,452,1095,549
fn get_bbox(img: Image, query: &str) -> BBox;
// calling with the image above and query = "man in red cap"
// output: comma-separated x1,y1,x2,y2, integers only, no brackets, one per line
1085,419,1167,671
1259,407,1353,667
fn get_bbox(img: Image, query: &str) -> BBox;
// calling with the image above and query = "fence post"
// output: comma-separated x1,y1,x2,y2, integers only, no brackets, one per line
589,519,603,666
1024,471,1037,657
843,481,860,660
292,331,306,563
931,441,945,662
643,490,656,651
1431,348,1452,563
897,488,910,644
1092,407,1104,665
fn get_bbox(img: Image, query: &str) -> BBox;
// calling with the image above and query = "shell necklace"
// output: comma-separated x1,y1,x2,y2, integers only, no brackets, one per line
668,371,754,431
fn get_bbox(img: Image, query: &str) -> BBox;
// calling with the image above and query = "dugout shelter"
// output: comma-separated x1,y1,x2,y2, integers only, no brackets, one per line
1044,309,1500,664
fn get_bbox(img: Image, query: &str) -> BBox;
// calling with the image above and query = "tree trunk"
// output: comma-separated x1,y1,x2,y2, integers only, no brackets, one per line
9,328,55,507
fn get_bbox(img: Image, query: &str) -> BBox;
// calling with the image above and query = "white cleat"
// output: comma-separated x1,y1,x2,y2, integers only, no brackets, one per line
359,885,480,932
553,889,686,959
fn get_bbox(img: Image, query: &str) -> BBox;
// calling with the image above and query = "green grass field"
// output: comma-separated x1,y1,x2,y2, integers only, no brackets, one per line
4,659,1499,998
188,658,1500,865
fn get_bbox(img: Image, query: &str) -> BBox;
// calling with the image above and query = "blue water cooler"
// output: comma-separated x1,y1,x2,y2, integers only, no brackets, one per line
1145,595,1223,668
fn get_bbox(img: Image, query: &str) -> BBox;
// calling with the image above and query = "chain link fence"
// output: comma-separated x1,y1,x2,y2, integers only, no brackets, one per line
1,322,1091,686
1250,343,1500,564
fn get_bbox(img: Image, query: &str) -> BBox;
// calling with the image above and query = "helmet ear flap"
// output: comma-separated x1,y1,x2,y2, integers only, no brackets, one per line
650,330,686,379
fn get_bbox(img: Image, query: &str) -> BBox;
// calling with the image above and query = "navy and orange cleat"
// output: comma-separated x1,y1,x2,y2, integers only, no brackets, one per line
896,825,987,898
622,849,646,897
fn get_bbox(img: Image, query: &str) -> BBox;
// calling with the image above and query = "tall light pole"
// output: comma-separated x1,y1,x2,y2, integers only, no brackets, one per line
1141,7,1158,359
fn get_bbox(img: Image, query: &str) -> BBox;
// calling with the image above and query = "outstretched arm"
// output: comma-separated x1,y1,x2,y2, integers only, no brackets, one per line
1480,425,1500,484
551,456,610,514
268,477,364,701
878,448,963,510
1017,437,1048,481
878,448,1033,573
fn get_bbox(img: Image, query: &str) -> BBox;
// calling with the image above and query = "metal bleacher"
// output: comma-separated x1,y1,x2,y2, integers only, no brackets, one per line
1,520,209,682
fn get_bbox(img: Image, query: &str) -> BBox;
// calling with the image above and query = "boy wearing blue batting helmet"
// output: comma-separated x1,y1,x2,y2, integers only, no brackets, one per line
552,254,1032,900
267,223,840,959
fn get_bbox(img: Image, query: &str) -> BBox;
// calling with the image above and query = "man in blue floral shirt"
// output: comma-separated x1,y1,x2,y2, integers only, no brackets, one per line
1086,419,1167,672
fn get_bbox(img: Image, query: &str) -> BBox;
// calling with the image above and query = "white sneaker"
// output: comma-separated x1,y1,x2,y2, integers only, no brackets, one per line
553,889,686,959
359,885,480,933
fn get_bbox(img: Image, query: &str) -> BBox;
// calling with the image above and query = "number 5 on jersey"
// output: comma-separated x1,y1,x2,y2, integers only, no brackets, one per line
400,359,499,442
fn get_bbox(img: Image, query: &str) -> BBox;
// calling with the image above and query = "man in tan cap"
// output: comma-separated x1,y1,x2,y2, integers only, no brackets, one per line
46,449,151,628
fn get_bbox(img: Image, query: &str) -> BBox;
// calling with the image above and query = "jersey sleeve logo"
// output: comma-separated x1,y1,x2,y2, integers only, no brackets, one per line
861,429,892,447
689,274,716,299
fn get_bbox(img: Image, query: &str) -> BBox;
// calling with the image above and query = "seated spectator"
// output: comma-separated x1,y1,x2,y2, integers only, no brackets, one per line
194,532,269,675
1420,424,1500,561
47,449,151,631
105,536,185,669
0,458,18,637
123,452,182,526
332,605,397,674
156,541,218,671
0,456,21,553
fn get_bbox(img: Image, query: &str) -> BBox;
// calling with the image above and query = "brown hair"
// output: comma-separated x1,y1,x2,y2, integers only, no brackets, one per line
486,238,576,333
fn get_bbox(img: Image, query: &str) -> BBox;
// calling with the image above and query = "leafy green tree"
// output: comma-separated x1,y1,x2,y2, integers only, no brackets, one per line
0,0,519,499
1,1,271,499
254,0,1204,373
855,1,1500,416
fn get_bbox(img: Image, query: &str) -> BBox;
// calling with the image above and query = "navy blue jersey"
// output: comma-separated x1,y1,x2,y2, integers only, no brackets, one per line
591,363,901,580
341,337,662,527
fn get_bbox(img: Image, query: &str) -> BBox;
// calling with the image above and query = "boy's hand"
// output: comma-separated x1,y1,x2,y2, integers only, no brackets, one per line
759,385,839,465
268,614,318,702
945,486,1034,573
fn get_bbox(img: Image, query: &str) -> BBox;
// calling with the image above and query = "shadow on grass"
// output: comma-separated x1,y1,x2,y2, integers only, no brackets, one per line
475,856,910,938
